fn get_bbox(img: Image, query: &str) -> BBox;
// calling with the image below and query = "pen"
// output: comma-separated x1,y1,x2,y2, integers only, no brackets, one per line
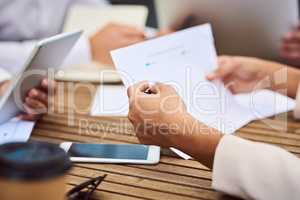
144,81,156,95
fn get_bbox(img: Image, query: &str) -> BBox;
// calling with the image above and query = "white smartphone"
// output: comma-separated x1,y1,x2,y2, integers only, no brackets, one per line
60,143,161,165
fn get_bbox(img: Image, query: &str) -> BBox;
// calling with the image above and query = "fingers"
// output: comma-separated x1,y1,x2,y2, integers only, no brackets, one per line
120,26,145,38
40,78,56,92
281,49,300,60
282,31,300,43
127,81,154,99
206,56,239,81
20,78,55,121
280,46,300,61
156,28,174,37
27,78,56,105
25,97,47,111
18,100,46,121
28,88,48,105
281,29,300,61
17,113,41,121
121,36,145,47
107,22,145,38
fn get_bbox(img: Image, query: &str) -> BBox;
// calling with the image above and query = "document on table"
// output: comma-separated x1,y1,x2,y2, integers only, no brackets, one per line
0,119,35,145
91,24,295,159
91,84,128,117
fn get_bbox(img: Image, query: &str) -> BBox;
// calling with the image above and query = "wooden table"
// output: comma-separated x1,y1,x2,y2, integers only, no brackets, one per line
31,82,300,200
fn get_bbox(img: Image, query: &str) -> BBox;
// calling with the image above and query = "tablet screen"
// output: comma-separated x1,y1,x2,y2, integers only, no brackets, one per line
0,31,82,124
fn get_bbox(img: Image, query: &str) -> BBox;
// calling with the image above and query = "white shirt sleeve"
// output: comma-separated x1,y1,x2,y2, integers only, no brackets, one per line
212,135,300,200
0,36,91,75
0,68,11,82
0,41,36,75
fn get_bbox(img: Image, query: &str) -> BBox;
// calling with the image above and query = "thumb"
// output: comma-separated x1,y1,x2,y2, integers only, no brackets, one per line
206,56,237,81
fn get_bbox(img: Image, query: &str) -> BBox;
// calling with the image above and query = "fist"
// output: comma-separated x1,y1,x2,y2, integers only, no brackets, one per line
281,24,300,67
127,82,188,148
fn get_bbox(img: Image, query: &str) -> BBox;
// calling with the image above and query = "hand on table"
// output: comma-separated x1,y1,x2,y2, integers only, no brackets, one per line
18,78,56,121
127,81,222,168
206,56,283,94
281,24,300,67
89,23,146,66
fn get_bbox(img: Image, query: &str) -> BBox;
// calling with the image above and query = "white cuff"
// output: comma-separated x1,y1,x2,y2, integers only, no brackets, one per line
61,35,92,68
212,135,252,199
0,68,12,82
212,135,300,200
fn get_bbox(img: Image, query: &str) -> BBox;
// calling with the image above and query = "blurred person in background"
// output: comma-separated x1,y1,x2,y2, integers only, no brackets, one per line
281,23,300,67
0,0,146,75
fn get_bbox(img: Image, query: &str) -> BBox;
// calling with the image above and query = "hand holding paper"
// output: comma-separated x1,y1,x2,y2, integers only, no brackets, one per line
110,24,295,134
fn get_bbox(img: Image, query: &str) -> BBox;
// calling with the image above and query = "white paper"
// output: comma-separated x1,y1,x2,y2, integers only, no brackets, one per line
91,85,128,117
101,24,295,159
0,118,35,145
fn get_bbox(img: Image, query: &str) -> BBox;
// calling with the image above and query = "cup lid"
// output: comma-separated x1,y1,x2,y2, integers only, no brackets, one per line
0,142,72,181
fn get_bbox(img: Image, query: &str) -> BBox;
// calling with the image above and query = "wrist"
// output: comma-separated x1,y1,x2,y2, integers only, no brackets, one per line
89,37,97,61
169,113,223,168
264,60,300,98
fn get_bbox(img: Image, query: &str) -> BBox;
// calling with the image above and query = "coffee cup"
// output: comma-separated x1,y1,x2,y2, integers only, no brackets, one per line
0,142,72,200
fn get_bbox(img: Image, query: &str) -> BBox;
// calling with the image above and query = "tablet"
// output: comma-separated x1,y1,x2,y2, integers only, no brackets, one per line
155,0,299,61
0,31,82,124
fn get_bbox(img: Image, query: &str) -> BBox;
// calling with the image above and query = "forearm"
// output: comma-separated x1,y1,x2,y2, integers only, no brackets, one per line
263,59,300,98
171,114,223,169
286,67,300,98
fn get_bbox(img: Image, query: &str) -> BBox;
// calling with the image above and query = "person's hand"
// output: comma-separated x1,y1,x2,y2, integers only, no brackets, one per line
18,78,56,121
89,23,146,66
156,15,199,38
0,81,10,96
127,82,187,148
206,56,283,94
156,28,174,37
281,25,300,67
127,81,222,168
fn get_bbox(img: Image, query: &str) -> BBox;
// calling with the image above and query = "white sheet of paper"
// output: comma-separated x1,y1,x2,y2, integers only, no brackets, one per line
64,5,148,36
0,119,35,145
91,85,128,117
92,24,295,159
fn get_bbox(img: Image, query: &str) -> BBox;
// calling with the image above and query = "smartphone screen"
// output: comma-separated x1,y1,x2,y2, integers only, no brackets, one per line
68,144,149,160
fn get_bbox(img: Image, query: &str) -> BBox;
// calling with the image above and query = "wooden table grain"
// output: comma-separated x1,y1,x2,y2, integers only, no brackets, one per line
31,82,300,200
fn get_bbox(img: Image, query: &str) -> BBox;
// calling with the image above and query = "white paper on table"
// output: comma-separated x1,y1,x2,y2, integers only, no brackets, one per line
99,24,296,159
91,84,128,117
0,118,35,145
